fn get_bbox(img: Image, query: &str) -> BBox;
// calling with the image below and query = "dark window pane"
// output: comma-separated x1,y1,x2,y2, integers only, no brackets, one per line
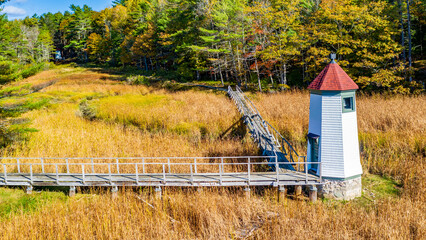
344,97,352,109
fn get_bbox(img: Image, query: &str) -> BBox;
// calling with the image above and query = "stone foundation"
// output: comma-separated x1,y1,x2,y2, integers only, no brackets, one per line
319,176,362,200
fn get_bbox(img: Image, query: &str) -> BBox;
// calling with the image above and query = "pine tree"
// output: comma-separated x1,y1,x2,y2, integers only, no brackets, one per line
63,5,93,62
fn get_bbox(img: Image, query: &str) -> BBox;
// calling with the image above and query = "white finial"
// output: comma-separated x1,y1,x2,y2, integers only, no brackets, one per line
330,53,336,63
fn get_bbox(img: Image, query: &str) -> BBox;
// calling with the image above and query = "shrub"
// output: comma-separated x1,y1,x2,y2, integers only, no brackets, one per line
78,99,97,121
20,63,45,79
126,75,150,85
0,60,20,83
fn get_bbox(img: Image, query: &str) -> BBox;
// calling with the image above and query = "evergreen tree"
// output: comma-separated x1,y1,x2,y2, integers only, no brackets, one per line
1,0,423,92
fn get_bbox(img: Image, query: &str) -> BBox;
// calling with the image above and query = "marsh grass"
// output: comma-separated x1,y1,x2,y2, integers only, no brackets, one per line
0,187,67,219
0,188,424,239
0,65,424,239
88,91,237,138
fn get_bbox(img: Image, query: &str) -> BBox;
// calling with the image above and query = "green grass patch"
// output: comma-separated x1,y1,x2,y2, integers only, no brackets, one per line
320,174,402,210
22,98,50,110
0,84,33,97
0,187,67,218
0,62,46,84
171,121,208,136
349,174,403,209
102,94,169,107
0,98,50,118
189,80,232,87
43,90,104,103
362,174,401,198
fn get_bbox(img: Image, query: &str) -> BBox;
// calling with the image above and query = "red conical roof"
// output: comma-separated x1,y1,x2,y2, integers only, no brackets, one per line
308,62,358,91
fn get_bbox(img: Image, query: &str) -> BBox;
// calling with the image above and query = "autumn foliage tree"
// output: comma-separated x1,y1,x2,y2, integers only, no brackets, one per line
1,0,424,93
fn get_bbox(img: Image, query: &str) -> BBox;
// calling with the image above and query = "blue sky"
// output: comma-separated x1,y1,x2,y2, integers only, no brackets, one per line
1,0,113,19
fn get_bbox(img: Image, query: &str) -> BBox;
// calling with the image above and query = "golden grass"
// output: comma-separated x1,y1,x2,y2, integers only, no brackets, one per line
92,91,238,137
2,103,254,159
0,66,425,239
0,190,424,239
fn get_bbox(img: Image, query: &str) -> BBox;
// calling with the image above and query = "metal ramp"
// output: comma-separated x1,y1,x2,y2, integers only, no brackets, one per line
228,86,304,171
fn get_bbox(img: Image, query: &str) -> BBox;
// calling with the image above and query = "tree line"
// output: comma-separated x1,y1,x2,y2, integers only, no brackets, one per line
0,0,53,83
1,0,424,93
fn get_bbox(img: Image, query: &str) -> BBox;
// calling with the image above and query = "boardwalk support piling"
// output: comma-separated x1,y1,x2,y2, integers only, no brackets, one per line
154,186,162,199
26,186,33,194
111,186,119,198
69,186,76,197
309,185,318,202
278,185,287,202
244,187,251,198
295,185,302,197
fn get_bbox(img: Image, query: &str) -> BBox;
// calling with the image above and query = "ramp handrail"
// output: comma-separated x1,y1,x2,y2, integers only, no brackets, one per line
228,86,301,164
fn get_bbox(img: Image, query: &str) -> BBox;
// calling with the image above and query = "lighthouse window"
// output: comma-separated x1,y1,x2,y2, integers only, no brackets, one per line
344,97,352,109
342,94,355,113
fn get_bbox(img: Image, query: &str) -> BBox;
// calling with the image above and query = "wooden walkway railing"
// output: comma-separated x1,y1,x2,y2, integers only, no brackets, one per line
0,157,321,187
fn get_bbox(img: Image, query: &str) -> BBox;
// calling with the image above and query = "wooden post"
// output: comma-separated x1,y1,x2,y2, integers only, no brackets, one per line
295,185,302,196
154,186,162,199
244,187,251,199
41,158,45,173
55,164,59,185
69,186,76,197
278,185,287,202
82,165,86,185
3,164,7,184
135,164,139,185
91,158,95,173
66,158,69,174
26,185,33,195
30,165,33,185
309,185,318,202
190,164,194,185
111,185,119,198
116,159,120,174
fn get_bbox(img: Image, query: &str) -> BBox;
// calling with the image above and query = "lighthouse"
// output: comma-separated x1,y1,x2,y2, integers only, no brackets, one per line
307,54,362,200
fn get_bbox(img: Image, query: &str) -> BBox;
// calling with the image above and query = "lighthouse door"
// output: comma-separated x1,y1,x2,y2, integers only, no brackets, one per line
308,135,319,173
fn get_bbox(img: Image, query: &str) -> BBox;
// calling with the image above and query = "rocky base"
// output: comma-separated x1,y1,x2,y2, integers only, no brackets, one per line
319,176,362,200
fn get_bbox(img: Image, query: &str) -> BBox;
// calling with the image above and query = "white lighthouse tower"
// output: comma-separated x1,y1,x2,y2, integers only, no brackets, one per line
307,54,362,200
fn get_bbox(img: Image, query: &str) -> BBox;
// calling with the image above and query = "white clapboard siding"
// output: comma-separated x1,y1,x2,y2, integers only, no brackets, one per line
342,111,363,177
320,94,345,178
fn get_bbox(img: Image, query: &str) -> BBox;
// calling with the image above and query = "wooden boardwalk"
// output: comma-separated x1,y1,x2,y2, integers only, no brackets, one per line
0,157,321,188
0,171,320,187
